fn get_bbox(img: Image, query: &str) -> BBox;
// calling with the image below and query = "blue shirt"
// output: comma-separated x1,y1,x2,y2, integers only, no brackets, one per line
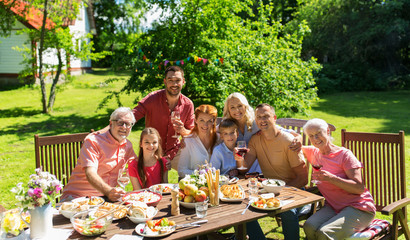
210,142,237,175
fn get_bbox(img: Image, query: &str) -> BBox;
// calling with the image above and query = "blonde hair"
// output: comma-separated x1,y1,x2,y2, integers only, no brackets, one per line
223,92,254,132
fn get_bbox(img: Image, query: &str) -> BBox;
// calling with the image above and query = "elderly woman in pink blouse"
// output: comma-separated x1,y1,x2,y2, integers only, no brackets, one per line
302,118,376,240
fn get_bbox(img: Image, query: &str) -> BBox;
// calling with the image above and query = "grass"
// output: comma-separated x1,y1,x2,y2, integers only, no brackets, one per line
0,69,409,239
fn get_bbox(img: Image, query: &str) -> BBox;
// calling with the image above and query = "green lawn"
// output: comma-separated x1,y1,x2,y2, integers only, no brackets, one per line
0,70,408,239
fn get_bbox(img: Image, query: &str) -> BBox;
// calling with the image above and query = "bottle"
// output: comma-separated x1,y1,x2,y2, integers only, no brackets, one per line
171,188,180,215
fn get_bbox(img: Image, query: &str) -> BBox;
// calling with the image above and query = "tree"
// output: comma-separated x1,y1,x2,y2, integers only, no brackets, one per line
92,0,145,69
101,0,321,117
1,0,107,113
292,0,410,92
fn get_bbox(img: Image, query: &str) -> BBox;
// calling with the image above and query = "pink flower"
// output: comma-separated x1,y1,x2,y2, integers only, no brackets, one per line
27,188,35,197
33,188,43,198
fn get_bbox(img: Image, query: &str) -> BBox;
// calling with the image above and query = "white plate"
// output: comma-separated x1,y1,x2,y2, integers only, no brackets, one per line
149,184,175,195
135,223,175,238
219,185,245,202
250,201,282,211
179,201,196,209
59,196,105,219
127,208,158,224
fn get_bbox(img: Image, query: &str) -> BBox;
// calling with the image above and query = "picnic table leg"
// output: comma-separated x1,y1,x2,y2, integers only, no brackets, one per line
234,223,247,240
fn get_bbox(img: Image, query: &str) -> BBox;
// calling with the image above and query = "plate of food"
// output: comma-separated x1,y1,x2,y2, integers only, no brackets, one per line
135,218,176,238
59,196,105,219
228,177,239,184
122,190,162,206
95,202,128,220
219,184,245,202
149,184,175,195
250,194,281,210
127,202,158,224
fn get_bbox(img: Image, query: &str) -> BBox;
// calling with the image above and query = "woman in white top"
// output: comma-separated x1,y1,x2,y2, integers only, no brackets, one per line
223,92,302,173
178,104,218,177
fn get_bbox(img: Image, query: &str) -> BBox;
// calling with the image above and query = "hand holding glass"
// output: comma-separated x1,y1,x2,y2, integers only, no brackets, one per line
236,141,247,157
117,166,130,190
171,111,181,138
311,164,323,184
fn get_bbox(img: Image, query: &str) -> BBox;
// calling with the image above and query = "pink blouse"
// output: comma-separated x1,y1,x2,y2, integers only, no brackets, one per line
303,146,376,214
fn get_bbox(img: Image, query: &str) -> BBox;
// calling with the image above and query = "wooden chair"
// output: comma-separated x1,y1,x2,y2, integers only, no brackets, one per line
34,131,92,188
341,129,409,240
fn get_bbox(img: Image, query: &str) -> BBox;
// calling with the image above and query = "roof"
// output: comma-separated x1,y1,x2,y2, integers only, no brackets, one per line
1,0,55,30
1,0,96,33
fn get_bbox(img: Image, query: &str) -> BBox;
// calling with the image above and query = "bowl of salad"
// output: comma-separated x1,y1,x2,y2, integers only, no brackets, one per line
70,210,112,236
262,179,285,194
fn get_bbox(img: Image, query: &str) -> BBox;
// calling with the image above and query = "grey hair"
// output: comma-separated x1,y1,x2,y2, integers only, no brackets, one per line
303,118,333,141
110,107,136,123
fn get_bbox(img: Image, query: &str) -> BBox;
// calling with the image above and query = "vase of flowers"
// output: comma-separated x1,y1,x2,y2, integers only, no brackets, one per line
11,168,63,239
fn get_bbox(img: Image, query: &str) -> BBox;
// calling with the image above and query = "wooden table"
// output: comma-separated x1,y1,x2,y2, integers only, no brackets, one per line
53,180,324,239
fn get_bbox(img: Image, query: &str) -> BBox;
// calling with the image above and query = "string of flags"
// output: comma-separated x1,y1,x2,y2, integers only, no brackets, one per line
137,49,224,71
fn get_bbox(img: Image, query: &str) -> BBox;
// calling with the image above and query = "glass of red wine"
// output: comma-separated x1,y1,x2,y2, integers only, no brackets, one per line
236,141,247,157
311,164,323,184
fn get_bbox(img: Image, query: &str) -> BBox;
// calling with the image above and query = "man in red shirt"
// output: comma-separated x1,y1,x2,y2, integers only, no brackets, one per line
133,66,195,170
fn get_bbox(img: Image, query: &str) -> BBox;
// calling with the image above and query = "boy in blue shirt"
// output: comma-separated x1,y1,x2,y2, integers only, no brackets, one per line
210,118,239,176
211,118,266,239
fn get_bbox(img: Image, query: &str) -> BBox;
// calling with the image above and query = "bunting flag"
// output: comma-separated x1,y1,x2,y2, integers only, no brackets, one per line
136,49,224,71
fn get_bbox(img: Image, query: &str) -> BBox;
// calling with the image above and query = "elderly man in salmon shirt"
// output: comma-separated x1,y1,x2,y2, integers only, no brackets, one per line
61,107,137,202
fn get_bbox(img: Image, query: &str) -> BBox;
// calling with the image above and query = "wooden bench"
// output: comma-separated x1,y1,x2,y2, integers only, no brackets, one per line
34,132,92,189
342,129,410,240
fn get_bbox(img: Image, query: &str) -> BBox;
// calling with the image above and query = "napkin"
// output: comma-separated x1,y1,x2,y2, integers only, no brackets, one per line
6,228,73,240
110,234,143,240
281,200,295,207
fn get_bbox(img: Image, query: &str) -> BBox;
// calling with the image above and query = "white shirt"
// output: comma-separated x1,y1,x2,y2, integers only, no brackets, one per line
178,134,211,177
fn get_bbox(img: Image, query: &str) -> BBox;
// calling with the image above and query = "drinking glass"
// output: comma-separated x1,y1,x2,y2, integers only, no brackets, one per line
248,178,259,200
311,164,323,184
236,141,247,157
171,111,181,138
117,166,130,190
195,200,208,218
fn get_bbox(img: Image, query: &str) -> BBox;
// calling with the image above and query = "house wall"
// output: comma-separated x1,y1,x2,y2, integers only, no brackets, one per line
68,4,92,74
0,21,30,75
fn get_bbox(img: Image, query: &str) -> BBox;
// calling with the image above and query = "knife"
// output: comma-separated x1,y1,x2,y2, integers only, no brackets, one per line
177,219,208,228
241,202,252,215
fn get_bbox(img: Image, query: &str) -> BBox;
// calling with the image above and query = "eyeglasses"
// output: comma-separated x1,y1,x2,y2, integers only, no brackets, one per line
113,120,134,128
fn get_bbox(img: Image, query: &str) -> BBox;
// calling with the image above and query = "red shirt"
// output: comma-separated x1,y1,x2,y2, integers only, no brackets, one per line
133,89,195,160
128,157,168,188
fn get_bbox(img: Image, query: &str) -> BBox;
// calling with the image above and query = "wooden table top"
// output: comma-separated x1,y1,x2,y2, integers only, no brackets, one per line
53,180,324,239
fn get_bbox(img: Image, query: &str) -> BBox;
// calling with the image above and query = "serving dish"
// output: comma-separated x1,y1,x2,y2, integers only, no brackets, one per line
149,184,175,195
262,179,285,194
122,190,162,206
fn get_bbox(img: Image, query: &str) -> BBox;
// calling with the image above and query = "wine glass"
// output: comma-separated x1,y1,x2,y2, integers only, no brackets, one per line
117,166,130,190
311,164,323,184
236,141,247,157
171,111,181,138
